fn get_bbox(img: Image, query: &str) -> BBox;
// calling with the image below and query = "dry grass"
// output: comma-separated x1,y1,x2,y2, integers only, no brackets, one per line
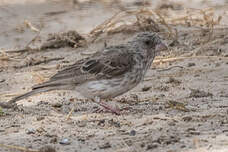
0,6,225,67
89,8,176,39
88,7,223,41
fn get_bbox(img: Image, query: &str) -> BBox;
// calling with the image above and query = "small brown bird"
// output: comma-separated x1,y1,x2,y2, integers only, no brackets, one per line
4,32,167,114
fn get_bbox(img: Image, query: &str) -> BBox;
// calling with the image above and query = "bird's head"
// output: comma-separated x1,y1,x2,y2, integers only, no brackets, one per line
131,32,168,56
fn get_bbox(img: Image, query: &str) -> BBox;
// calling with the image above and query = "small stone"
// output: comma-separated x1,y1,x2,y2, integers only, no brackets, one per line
59,138,71,145
129,130,136,136
26,128,36,134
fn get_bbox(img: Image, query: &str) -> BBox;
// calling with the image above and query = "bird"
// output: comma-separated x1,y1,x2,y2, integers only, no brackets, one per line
1,32,167,114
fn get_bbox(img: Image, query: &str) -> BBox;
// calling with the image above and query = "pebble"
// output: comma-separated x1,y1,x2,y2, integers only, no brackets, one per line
59,138,71,145
26,128,36,134
129,130,136,136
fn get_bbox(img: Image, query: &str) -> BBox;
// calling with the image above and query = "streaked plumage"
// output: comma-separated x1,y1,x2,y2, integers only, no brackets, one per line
6,32,167,114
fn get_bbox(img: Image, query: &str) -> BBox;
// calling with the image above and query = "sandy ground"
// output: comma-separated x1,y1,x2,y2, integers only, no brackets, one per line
0,0,228,152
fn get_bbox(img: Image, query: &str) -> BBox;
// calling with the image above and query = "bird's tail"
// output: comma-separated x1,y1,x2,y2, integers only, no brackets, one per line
8,87,56,104
8,80,74,104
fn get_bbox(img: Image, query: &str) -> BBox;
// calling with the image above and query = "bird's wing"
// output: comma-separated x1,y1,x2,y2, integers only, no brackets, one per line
36,45,135,88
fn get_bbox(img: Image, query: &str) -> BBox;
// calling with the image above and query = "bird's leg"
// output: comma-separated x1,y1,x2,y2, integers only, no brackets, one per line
93,97,121,115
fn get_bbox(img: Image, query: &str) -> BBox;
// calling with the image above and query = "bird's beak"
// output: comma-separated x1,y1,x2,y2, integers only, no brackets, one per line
155,43,168,52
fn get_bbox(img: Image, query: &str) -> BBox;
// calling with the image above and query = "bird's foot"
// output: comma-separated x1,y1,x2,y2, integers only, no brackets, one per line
93,101,121,115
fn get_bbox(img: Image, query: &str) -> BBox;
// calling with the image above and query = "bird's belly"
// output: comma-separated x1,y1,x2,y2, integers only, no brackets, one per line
76,78,139,99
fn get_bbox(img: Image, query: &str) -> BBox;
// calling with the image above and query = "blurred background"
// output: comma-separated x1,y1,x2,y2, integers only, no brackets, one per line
0,0,228,48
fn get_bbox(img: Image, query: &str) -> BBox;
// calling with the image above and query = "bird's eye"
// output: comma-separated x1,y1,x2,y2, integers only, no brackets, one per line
145,40,150,45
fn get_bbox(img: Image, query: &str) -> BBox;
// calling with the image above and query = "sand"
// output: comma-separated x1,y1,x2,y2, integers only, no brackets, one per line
0,0,228,152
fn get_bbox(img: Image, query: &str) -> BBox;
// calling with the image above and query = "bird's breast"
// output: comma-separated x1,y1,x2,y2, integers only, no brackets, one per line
75,75,140,99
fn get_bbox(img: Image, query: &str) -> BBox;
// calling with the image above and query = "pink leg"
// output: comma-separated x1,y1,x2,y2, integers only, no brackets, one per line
93,97,121,115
